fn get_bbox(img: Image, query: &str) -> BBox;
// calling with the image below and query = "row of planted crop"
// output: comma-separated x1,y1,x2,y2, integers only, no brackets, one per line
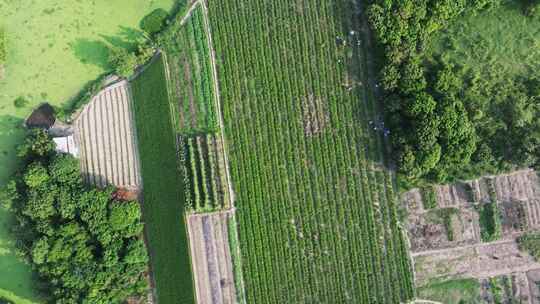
208,0,413,302
215,0,346,302
164,6,217,134
183,134,229,212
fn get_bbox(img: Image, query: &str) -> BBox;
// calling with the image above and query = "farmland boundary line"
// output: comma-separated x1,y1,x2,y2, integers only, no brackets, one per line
200,0,235,207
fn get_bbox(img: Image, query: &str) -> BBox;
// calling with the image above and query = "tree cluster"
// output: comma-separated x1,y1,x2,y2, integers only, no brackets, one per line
140,9,169,36
108,44,155,78
367,0,540,184
1,130,149,304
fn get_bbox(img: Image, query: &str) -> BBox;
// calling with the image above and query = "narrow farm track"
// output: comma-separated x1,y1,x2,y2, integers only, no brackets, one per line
187,213,238,304
75,80,141,190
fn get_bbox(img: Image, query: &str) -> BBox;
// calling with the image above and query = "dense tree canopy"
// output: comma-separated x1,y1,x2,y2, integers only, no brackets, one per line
0,129,149,304
367,0,540,184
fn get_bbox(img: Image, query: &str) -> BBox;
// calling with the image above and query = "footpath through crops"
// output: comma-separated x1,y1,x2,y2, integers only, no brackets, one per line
207,0,415,303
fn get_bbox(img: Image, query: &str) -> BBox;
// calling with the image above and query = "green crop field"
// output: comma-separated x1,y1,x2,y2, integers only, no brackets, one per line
208,0,414,303
131,55,195,304
160,4,217,134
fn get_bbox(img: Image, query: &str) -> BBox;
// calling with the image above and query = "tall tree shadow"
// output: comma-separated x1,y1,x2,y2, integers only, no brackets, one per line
101,26,146,51
70,39,111,70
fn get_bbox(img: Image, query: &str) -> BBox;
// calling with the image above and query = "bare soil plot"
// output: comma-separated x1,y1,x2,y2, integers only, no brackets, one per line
407,207,480,252
404,170,540,253
74,80,141,190
527,269,540,303
414,240,540,286
187,212,237,304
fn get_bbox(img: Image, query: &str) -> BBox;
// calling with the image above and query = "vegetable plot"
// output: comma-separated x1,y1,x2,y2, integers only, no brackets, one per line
208,0,415,303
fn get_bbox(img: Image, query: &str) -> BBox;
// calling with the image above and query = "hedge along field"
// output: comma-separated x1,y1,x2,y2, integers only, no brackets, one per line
130,55,195,304
0,1,174,303
208,0,414,303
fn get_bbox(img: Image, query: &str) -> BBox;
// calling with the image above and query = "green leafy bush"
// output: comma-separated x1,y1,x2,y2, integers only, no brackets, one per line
13,96,29,108
421,186,438,209
518,232,540,260
1,130,149,303
108,46,139,78
140,9,169,35
108,44,155,78
478,202,502,242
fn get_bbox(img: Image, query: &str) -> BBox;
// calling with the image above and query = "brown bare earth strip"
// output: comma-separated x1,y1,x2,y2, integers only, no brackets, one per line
202,216,223,304
219,213,237,303
188,216,213,303
187,212,237,304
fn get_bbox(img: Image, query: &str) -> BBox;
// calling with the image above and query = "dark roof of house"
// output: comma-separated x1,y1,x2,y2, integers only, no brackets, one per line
26,103,56,129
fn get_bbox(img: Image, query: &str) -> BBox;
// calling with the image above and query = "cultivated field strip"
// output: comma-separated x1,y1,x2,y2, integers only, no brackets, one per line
208,0,414,303
161,3,217,134
187,212,237,304
75,80,141,189
183,134,231,211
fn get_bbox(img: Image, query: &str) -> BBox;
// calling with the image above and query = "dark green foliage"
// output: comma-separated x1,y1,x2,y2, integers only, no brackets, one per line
13,97,29,108
108,46,139,78
421,186,438,209
478,202,502,242
16,129,55,161
524,0,540,17
436,208,459,241
518,232,540,260
0,27,5,64
140,9,169,35
367,0,540,184
130,55,195,304
1,132,149,303
0,297,14,304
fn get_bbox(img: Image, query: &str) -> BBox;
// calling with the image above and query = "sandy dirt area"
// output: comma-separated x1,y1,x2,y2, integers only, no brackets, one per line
187,211,237,304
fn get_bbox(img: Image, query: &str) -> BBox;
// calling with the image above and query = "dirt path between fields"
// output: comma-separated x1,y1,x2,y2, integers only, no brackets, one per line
180,1,202,26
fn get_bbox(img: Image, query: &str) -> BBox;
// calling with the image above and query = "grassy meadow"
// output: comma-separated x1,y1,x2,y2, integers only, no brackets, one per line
131,55,195,304
427,1,540,78
417,278,481,303
0,1,173,302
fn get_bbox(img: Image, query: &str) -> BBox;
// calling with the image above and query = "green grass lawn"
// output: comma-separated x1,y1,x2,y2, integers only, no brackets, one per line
427,1,540,77
131,55,195,304
417,278,482,303
0,1,173,303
